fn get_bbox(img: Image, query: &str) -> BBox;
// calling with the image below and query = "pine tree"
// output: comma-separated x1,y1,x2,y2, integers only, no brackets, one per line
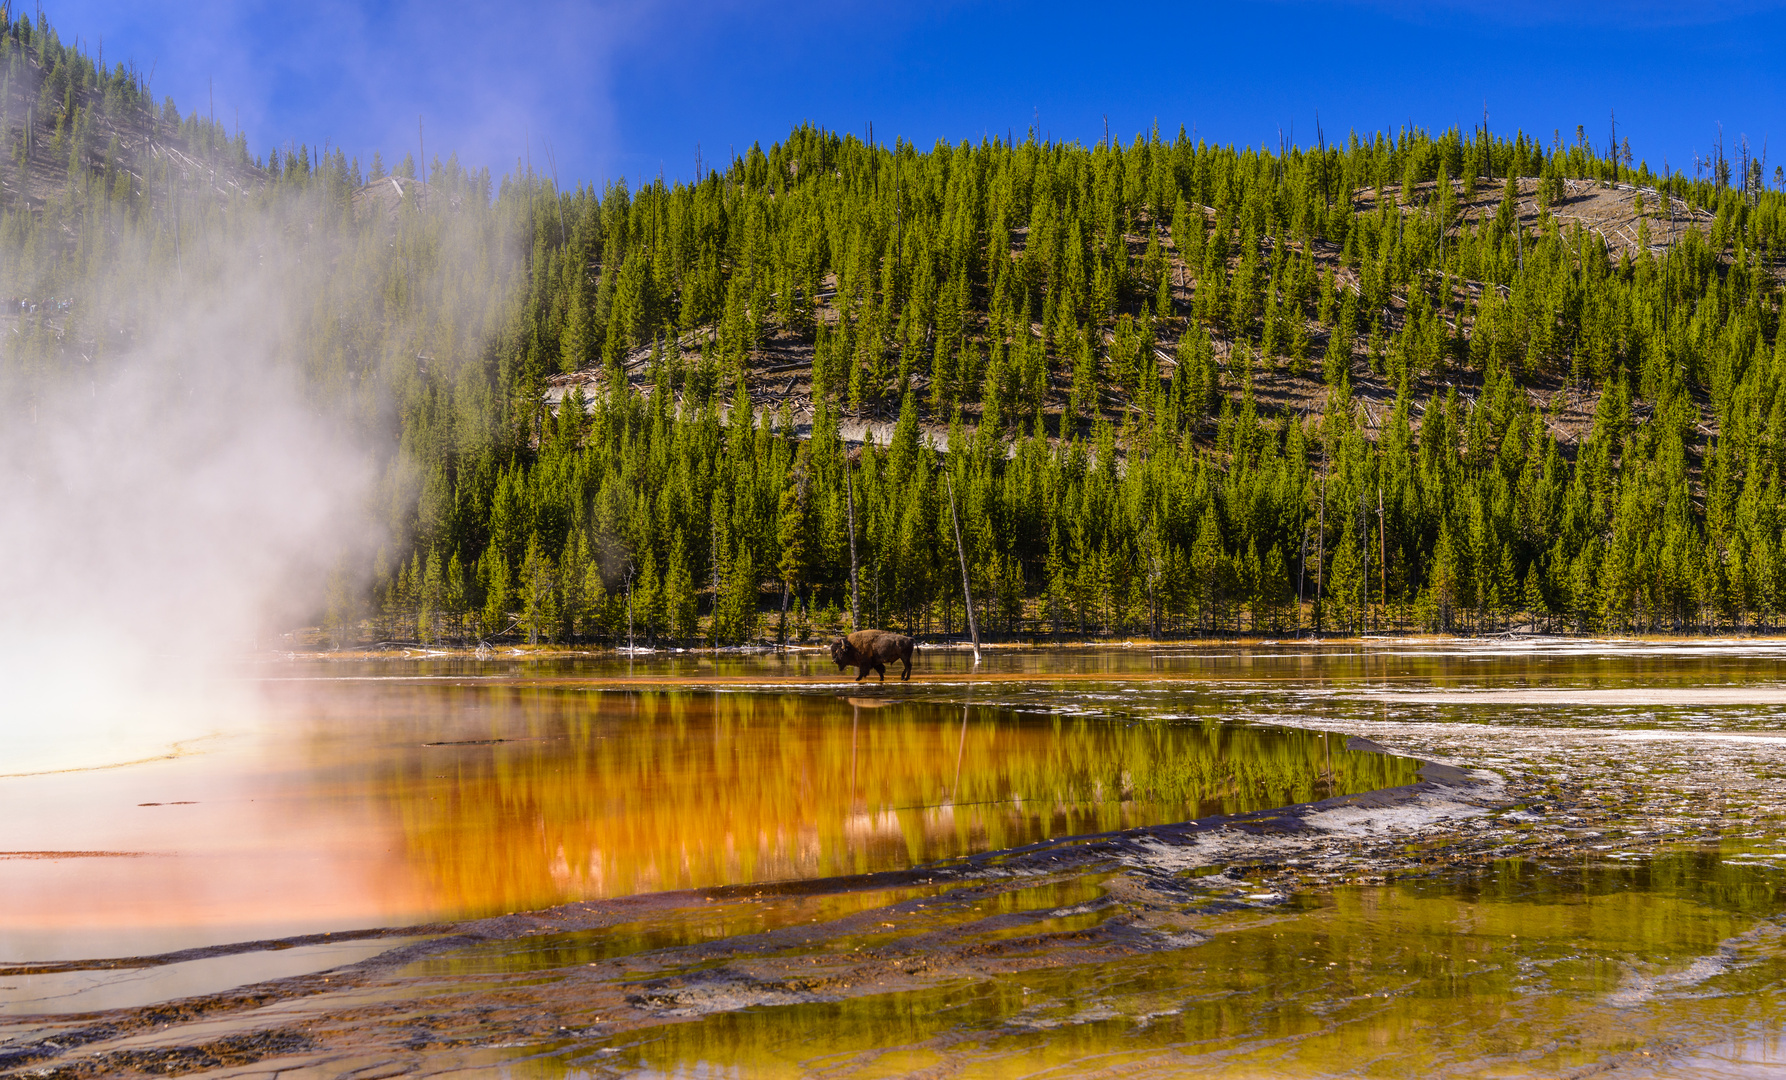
776,453,811,643
633,548,662,643
716,540,758,644
521,534,559,644
480,549,511,640
561,264,595,374
1329,518,1363,633
665,534,697,642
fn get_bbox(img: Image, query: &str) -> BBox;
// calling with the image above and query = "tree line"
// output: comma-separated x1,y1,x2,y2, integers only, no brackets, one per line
4,14,1786,644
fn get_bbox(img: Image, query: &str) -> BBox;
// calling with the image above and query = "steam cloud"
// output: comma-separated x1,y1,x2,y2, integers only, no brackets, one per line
0,241,376,773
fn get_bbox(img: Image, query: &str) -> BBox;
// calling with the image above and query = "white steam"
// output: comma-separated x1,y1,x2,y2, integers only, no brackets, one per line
0,251,375,773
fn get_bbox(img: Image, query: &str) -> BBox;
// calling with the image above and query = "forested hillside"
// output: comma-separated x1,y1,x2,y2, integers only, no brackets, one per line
5,11,1786,645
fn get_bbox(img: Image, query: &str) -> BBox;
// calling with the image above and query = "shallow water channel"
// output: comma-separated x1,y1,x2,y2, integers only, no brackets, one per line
3,642,1786,1077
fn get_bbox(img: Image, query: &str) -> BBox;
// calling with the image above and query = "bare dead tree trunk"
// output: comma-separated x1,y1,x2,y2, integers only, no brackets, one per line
1316,469,1326,635
846,460,860,630
947,470,980,662
1378,485,1388,629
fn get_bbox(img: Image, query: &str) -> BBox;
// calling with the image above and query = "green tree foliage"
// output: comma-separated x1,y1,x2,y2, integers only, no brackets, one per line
5,15,1786,642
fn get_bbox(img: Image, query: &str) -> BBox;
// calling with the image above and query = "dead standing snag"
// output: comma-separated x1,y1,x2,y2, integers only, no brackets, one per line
830,630,915,682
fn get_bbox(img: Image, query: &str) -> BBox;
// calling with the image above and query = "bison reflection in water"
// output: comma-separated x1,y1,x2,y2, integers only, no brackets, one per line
829,629,915,681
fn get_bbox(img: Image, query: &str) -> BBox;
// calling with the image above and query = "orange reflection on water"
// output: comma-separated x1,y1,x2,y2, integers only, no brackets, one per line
0,680,1414,961
295,685,1413,918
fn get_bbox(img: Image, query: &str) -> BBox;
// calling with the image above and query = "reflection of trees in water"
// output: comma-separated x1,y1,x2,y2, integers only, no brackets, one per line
376,691,1420,915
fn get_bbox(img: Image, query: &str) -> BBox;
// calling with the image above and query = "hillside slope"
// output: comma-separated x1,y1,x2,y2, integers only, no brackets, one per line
0,13,263,215
551,174,1723,455
6,10,1786,647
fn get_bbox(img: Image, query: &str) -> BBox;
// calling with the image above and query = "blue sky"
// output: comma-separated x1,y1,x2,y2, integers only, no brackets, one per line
43,0,1786,189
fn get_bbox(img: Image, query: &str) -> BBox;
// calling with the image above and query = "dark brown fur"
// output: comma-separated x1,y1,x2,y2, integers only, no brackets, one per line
829,629,915,682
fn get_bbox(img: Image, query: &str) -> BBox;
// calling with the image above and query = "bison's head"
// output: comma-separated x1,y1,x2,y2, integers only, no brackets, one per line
830,638,853,669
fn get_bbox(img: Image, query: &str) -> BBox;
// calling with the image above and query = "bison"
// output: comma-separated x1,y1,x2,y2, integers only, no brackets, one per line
829,629,915,682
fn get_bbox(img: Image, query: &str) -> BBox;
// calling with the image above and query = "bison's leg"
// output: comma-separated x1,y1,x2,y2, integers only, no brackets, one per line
874,661,886,682
855,663,869,682
900,653,911,681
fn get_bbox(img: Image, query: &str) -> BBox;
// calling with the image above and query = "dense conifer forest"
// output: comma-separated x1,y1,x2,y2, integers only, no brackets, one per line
6,13,1786,645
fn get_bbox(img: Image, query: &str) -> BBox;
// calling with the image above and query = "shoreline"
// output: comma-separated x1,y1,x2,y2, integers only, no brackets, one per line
264,632,1786,659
